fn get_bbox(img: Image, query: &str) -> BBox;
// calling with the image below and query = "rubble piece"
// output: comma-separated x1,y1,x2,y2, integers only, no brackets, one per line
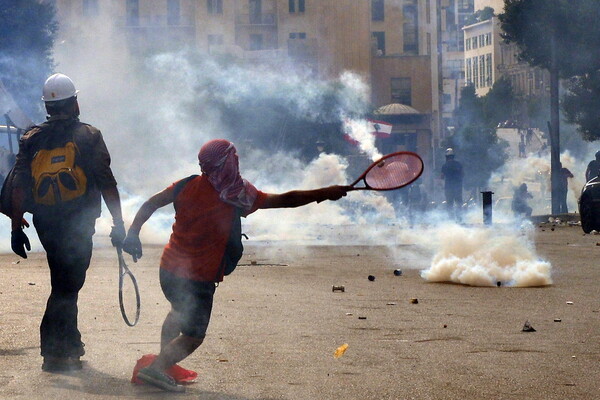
522,320,536,332
410,298,419,304
358,316,367,320
332,285,345,293
566,301,574,305
393,269,402,276
368,275,375,281
333,343,349,358
386,302,396,306
250,260,257,265
554,318,562,322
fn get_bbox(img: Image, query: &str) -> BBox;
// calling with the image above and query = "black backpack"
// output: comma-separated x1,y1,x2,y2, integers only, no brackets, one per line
173,175,244,279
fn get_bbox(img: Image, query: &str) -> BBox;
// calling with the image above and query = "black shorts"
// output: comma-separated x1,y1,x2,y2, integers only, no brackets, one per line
159,268,216,339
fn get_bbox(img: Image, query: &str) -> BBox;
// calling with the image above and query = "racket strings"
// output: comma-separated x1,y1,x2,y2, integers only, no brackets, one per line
364,154,423,190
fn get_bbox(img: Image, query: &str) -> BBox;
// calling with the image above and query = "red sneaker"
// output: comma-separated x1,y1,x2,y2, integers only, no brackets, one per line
132,354,198,384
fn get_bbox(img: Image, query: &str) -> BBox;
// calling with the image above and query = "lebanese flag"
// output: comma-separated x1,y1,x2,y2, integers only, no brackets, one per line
368,119,392,138
343,134,360,146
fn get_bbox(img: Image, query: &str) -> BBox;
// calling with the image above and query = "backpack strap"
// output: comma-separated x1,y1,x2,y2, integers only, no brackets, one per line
215,207,244,281
173,174,199,212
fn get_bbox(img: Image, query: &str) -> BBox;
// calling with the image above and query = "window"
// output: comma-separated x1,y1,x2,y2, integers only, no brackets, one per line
403,4,418,53
472,36,478,49
249,34,263,50
465,37,471,50
83,0,99,17
289,32,306,39
208,34,224,45
486,53,493,86
207,0,223,15
479,34,485,47
466,58,472,85
250,0,262,23
126,0,139,26
486,32,492,46
289,0,305,13
473,56,478,88
167,0,180,26
391,78,411,105
426,0,430,24
479,55,485,87
372,32,385,55
372,0,384,21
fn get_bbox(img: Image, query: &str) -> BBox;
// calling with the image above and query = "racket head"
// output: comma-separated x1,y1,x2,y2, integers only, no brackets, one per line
117,248,141,327
351,151,424,191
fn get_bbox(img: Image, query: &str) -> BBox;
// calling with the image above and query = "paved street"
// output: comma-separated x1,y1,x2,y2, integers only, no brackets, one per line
0,223,598,399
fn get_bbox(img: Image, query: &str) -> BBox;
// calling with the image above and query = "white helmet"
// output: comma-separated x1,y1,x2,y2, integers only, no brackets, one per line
42,73,79,102
445,148,454,156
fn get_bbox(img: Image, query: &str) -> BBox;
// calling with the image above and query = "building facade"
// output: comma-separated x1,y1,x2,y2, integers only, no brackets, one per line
52,0,450,174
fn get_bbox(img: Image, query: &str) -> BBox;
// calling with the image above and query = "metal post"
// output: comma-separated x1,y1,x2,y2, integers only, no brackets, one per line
481,191,494,225
5,114,12,154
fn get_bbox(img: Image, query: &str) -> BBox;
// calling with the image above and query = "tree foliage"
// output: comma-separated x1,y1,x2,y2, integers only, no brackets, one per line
562,71,600,141
501,1,600,142
0,1,57,119
448,84,510,189
500,0,600,78
464,7,495,26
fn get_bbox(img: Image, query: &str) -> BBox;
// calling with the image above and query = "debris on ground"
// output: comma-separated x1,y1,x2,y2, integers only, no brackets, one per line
332,285,345,292
522,320,536,332
333,343,349,358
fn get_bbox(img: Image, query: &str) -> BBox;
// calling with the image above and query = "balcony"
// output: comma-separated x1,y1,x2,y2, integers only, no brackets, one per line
236,13,276,26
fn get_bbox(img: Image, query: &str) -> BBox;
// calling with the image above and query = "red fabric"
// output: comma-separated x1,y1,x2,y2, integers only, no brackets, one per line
131,354,198,384
160,175,266,282
198,139,258,210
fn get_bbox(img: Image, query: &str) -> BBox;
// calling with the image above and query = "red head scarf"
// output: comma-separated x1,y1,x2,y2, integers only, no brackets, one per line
198,139,258,210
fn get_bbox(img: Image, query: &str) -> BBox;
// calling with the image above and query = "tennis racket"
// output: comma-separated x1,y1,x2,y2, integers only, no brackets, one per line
349,151,424,191
117,247,141,327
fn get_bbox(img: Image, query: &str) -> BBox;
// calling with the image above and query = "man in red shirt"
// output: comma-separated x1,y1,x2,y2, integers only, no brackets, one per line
123,139,349,392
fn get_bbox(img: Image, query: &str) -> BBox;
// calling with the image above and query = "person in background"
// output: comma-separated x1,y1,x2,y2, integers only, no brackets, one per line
585,151,600,182
122,139,349,392
9,73,125,372
557,162,574,214
440,147,464,221
511,183,533,218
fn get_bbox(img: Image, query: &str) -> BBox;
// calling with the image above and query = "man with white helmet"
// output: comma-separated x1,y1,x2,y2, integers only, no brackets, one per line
9,73,125,372
441,147,464,220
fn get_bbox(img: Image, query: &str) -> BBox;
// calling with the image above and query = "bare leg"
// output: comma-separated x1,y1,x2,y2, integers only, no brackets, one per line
160,309,181,350
151,334,204,372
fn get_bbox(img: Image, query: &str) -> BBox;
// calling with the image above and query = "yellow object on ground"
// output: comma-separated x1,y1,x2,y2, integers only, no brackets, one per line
334,343,349,358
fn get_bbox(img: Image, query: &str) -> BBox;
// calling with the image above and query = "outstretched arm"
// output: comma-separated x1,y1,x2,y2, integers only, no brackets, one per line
123,187,175,261
260,185,350,209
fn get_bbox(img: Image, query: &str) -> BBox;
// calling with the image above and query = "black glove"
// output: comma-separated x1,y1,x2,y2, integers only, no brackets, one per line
123,233,142,262
110,222,126,248
11,229,31,259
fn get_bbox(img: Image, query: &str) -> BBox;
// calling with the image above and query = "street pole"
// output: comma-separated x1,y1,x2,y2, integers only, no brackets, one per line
549,35,560,215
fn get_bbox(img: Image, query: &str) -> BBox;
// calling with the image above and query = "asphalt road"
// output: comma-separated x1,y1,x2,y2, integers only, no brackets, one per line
0,223,599,399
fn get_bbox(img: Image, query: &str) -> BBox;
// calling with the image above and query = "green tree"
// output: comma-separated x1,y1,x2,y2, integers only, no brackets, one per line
0,1,57,119
482,77,516,127
448,84,509,190
562,71,600,141
464,6,495,26
500,0,600,213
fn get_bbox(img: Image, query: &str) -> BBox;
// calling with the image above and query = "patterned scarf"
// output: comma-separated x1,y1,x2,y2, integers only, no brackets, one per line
198,139,258,210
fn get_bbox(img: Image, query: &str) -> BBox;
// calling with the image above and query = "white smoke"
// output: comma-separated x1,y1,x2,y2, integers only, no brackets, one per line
415,221,552,287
